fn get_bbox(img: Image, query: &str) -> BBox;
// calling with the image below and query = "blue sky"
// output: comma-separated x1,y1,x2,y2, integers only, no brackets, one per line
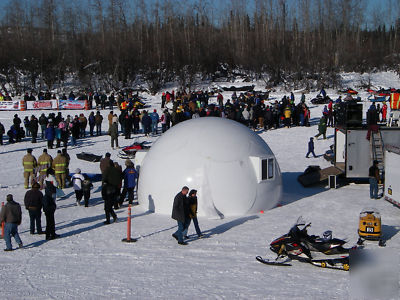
0,0,397,27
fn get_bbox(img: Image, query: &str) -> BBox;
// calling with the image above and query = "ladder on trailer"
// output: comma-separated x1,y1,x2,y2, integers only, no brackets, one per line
371,130,385,196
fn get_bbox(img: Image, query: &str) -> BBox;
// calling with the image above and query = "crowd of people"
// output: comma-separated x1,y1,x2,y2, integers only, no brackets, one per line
3,87,388,251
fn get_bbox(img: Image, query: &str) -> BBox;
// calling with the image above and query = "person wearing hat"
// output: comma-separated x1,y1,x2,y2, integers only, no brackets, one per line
369,160,380,199
109,120,119,149
37,149,53,188
183,189,203,239
24,182,44,234
306,137,317,158
119,159,138,206
22,148,37,189
52,150,67,189
0,195,23,251
72,168,85,206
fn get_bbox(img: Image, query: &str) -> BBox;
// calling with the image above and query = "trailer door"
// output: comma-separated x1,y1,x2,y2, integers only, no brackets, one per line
346,130,371,178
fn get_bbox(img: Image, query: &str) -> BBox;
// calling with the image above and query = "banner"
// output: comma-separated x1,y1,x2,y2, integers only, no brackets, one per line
0,101,20,110
26,100,58,110
59,100,86,110
390,93,400,110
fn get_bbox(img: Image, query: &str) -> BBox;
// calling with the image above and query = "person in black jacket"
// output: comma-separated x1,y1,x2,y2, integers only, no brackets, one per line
24,182,44,234
43,168,59,240
369,160,380,199
0,194,23,251
0,121,4,145
171,186,190,245
102,161,119,224
30,115,39,143
306,137,316,158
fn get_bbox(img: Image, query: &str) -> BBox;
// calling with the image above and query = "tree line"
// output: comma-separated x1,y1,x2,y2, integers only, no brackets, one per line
0,0,400,94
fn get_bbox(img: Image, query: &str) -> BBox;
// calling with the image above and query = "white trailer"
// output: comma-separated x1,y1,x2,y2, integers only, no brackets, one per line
384,145,400,207
334,127,400,178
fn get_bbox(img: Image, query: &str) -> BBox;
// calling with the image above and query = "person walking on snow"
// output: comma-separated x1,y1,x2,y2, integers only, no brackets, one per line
120,159,138,206
315,115,327,140
171,186,190,245
183,189,203,239
72,168,85,206
82,175,93,207
0,194,23,251
306,137,317,158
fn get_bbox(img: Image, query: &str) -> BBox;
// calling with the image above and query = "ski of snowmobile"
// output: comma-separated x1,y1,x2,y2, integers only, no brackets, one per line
255,256,292,266
310,257,350,271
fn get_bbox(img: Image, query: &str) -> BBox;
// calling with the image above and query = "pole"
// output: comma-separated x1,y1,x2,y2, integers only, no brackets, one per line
122,204,136,243
1,202,4,239
127,205,131,242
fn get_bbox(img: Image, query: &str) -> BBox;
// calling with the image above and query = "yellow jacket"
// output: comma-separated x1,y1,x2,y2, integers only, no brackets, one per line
22,154,37,172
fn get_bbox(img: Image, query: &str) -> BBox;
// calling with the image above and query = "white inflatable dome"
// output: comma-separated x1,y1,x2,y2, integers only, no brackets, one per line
137,117,282,217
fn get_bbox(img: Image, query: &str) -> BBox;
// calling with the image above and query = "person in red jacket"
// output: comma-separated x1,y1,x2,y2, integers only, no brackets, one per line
382,102,388,122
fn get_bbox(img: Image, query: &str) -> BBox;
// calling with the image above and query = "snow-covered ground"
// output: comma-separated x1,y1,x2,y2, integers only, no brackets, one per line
0,72,400,299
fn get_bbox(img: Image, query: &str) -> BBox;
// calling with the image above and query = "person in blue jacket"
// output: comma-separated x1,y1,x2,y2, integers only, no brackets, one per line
45,122,55,149
119,159,138,206
306,137,316,158
141,111,152,137
150,109,159,135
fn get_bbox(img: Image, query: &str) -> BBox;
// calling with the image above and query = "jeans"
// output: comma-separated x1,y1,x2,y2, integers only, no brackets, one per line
174,220,189,243
41,125,46,139
152,122,158,134
369,177,378,199
89,124,95,136
96,124,101,135
183,217,202,237
4,223,22,250
28,209,42,234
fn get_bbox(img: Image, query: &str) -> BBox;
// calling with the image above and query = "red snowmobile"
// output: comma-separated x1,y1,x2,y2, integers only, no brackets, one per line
118,142,151,159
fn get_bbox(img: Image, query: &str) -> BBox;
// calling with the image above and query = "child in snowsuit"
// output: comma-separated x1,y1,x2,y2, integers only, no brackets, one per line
82,176,93,207
306,137,317,158
71,168,85,206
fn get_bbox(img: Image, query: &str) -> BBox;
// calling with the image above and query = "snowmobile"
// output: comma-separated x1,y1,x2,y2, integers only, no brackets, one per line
256,217,351,271
118,142,151,159
311,95,331,105
357,208,385,247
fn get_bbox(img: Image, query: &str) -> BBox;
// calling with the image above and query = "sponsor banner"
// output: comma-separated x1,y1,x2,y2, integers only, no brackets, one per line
0,101,20,110
59,100,86,110
26,100,58,110
390,93,400,110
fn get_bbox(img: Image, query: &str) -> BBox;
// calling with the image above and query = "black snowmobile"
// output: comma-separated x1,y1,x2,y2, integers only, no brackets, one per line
256,218,352,271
